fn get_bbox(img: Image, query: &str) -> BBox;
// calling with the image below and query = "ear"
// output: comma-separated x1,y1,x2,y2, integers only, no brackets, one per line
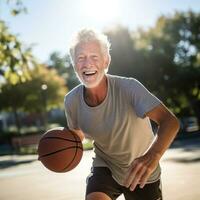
104,54,111,71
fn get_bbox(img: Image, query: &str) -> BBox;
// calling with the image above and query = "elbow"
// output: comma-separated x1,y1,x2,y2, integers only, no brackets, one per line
171,115,180,134
160,114,180,136
175,118,180,132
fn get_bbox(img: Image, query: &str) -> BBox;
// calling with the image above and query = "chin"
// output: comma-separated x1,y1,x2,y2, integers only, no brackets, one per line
83,81,100,89
78,72,105,88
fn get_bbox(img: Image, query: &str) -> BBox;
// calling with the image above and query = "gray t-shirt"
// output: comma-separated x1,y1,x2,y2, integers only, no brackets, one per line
64,74,162,186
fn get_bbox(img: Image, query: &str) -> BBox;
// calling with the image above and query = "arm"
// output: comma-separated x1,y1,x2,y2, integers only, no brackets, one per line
124,103,180,191
70,129,85,142
70,128,93,142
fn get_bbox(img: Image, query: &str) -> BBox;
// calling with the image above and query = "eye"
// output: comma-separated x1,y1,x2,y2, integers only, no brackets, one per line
92,55,98,60
77,56,85,61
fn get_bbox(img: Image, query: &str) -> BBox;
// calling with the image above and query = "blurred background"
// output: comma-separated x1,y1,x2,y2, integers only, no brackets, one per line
0,0,200,200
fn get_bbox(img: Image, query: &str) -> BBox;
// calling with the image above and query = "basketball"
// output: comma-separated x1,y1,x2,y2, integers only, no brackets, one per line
38,127,83,172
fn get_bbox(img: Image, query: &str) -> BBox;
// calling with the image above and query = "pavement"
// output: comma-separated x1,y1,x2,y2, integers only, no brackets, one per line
0,135,200,200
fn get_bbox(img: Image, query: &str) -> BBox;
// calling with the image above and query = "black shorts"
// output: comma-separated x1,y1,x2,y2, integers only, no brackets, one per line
86,167,162,200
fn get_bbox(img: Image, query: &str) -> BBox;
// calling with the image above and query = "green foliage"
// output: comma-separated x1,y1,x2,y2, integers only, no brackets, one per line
137,11,200,117
105,25,137,77
0,20,35,85
0,0,33,84
0,65,68,113
6,0,27,16
48,51,79,90
0,1,70,133
83,139,93,150
106,11,200,119
0,65,68,132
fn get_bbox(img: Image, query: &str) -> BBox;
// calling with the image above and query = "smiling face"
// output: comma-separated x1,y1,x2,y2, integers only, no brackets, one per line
74,41,109,88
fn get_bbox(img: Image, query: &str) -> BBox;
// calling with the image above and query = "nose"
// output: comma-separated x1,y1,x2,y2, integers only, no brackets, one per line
83,57,93,68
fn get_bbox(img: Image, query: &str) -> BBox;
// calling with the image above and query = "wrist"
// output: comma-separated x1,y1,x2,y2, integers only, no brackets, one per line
145,149,162,161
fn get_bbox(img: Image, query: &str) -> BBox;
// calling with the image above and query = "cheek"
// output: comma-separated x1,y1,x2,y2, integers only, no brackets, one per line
74,62,82,71
101,61,107,69
74,65,81,74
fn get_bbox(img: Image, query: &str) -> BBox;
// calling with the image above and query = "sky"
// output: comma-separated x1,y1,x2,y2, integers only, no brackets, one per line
0,0,200,63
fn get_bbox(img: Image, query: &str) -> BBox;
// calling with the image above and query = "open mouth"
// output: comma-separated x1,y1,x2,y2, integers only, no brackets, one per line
83,71,97,76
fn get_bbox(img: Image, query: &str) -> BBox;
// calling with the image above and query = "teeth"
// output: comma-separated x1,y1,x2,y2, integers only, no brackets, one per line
84,71,96,75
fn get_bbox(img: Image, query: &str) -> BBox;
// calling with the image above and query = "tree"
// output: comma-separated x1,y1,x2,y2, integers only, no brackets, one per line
133,11,200,119
104,25,137,76
48,51,79,90
0,65,68,132
0,1,69,133
105,11,200,122
3,0,27,16
0,1,38,86
0,20,36,85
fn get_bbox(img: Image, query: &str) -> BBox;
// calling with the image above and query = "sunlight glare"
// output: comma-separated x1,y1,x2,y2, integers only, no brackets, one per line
82,0,120,23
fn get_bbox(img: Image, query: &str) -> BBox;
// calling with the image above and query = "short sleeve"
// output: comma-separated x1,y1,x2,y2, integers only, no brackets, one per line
64,95,78,130
130,79,161,118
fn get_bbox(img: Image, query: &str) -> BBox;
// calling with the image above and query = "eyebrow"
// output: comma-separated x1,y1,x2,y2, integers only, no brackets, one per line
77,54,85,57
77,52,99,56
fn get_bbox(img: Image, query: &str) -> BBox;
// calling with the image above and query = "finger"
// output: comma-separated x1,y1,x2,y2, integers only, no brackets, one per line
139,169,151,188
130,166,147,191
124,162,141,187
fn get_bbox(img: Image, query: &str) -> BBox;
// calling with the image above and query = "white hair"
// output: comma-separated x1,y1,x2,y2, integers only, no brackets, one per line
69,28,111,65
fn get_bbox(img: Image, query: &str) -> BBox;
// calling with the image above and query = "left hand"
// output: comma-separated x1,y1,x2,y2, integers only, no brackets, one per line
124,152,160,191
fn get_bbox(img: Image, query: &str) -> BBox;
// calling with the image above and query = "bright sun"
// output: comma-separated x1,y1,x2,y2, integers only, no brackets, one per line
82,0,120,23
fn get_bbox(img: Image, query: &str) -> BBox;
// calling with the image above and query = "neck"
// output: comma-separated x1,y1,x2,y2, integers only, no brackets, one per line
84,75,108,107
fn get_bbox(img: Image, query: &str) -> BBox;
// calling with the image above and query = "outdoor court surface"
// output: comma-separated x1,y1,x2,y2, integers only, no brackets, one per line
0,136,200,200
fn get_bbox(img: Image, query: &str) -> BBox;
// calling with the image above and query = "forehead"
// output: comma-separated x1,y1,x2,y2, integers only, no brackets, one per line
75,41,102,56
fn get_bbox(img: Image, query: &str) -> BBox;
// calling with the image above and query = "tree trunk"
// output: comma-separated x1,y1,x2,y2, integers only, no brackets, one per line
192,101,200,126
13,107,21,134
189,95,200,127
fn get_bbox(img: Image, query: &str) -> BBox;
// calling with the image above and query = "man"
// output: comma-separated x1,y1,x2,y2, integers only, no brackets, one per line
64,28,180,200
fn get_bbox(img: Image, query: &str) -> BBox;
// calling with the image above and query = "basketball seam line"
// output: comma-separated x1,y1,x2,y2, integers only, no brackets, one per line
38,146,83,159
40,136,82,143
62,132,80,171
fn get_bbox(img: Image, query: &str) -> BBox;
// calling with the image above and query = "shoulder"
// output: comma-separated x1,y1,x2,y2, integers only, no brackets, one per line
64,84,82,107
108,74,142,91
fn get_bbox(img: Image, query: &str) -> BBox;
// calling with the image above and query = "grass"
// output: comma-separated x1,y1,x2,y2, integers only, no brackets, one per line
0,139,94,156
5,123,62,135
83,139,93,150
19,139,93,155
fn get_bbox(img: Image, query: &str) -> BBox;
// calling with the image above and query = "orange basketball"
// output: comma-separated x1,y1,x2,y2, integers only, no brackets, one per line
38,127,83,172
